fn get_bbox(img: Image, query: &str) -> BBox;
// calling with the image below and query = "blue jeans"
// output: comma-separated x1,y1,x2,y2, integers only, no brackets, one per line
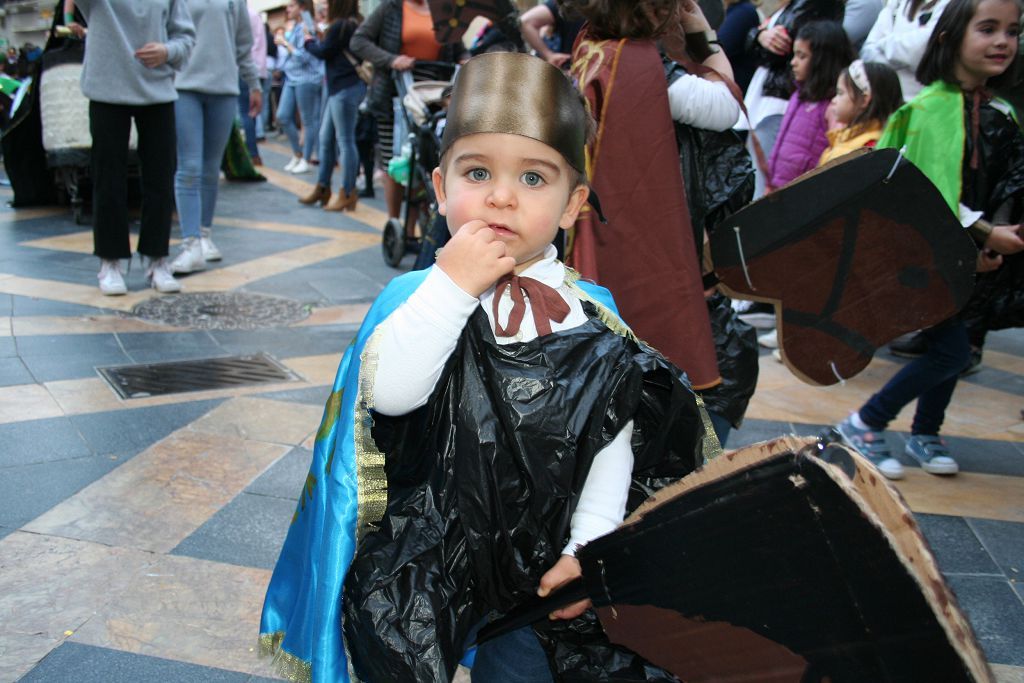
174,90,237,239
859,319,970,436
316,82,367,191
238,78,258,160
471,625,553,683
277,80,321,159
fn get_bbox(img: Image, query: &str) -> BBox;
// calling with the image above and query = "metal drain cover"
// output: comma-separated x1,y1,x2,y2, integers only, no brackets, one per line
98,353,301,399
132,291,310,330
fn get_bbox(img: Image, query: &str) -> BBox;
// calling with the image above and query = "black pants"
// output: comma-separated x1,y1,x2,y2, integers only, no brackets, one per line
90,100,175,260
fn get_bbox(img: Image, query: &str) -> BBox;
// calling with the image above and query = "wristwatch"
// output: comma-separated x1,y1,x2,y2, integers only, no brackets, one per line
685,29,721,62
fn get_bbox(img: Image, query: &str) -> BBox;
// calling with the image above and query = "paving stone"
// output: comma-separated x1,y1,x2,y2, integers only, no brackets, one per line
0,454,126,528
115,330,225,363
19,642,260,683
724,418,794,449
245,446,313,500
209,325,354,359
0,293,12,315
967,518,1024,581
915,513,1002,576
0,416,91,466
170,492,295,570
960,365,1024,398
0,336,15,358
946,575,1024,666
0,356,34,387
256,384,331,405
17,333,133,382
10,295,104,317
0,524,14,541
887,432,1024,478
70,399,224,458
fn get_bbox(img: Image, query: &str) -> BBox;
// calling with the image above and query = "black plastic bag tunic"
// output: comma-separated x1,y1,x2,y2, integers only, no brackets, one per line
342,303,710,682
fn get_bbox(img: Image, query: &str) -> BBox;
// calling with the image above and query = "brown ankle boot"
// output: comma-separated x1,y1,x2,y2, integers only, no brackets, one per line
339,188,359,211
323,191,348,211
299,183,330,206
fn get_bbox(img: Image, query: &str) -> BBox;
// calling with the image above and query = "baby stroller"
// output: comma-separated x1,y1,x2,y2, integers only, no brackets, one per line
38,33,139,224
382,62,457,267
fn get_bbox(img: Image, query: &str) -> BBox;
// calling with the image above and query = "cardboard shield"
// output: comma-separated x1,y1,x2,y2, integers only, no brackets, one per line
479,437,992,682
710,149,977,385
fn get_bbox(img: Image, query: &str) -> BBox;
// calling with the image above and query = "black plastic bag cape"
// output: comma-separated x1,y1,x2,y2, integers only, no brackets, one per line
341,273,717,682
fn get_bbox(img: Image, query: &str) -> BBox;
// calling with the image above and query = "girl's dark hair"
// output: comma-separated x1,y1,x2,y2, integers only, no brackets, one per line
916,0,1021,89
558,0,680,39
795,21,854,102
327,0,360,24
844,61,905,132
292,0,314,12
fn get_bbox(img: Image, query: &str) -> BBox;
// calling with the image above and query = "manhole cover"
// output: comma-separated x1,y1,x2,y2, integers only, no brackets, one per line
132,291,310,330
98,353,301,399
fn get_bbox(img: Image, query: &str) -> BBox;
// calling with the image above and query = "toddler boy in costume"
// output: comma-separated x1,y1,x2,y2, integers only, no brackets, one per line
260,52,716,683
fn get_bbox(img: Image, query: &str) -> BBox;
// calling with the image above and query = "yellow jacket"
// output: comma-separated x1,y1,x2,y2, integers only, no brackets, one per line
818,123,884,166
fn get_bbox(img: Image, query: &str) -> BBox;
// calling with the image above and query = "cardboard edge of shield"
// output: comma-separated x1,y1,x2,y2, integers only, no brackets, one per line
618,435,994,683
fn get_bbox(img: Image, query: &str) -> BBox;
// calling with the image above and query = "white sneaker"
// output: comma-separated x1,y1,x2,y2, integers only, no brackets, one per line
97,259,127,295
284,156,301,172
200,228,222,261
146,257,182,293
758,329,779,349
290,158,311,174
169,236,206,274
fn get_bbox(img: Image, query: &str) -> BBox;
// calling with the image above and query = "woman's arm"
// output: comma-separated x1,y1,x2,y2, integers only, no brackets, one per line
304,20,342,60
668,75,741,130
351,3,400,70
164,0,196,69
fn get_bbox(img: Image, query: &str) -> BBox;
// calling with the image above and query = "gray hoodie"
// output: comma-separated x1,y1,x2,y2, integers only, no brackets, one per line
174,0,260,96
76,0,195,105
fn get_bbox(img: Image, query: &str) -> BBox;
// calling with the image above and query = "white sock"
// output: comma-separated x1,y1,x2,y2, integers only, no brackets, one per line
850,411,870,431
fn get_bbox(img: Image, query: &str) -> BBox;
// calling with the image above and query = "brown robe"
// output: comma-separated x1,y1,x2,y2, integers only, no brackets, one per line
569,34,720,389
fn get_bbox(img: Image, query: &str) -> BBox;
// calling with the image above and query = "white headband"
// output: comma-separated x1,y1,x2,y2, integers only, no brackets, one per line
848,60,870,95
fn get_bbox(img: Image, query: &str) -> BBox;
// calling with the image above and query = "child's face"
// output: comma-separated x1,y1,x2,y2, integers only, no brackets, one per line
433,133,589,273
831,74,868,125
791,39,812,83
955,0,1020,88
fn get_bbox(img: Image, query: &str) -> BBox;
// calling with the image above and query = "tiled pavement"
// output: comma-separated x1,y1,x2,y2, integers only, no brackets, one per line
0,139,1022,682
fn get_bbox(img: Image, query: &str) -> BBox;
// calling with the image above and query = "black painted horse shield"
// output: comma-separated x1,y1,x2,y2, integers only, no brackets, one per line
710,149,977,385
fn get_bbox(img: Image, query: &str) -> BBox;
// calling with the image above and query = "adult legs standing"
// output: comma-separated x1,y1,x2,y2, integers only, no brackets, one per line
277,83,303,167
90,100,133,262
294,81,322,165
300,106,335,206
335,81,366,196
173,90,236,273
131,101,179,292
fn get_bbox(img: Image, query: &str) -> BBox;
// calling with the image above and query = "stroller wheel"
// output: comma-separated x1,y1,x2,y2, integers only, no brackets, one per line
382,217,406,267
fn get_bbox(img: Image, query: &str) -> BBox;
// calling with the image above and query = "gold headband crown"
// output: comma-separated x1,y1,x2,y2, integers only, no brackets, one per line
441,52,588,174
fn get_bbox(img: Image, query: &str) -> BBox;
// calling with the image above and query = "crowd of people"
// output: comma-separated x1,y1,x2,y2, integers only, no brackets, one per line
53,0,1023,490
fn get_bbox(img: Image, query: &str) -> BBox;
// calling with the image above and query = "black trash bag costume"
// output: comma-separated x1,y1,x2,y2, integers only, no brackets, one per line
665,59,759,432
343,300,715,682
960,97,1024,341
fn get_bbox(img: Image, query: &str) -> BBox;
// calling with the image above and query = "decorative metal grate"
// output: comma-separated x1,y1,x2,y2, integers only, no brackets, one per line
97,353,301,399
132,292,310,330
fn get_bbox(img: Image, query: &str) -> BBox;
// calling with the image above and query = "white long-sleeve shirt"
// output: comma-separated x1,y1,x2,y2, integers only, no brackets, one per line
369,246,633,556
860,0,952,101
668,75,741,131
